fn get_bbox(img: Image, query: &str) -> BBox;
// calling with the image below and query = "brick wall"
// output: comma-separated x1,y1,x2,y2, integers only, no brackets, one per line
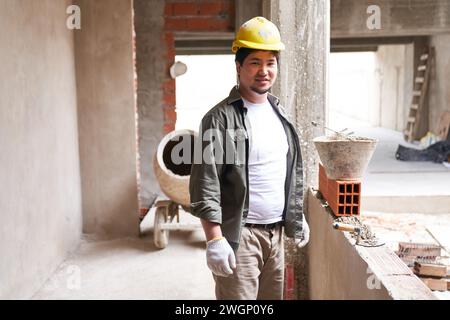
165,0,235,32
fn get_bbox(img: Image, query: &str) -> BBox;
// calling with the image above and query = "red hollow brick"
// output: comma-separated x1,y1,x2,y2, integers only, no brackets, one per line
318,163,361,217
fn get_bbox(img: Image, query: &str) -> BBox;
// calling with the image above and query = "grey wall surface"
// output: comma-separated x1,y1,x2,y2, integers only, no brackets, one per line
376,45,413,132
429,34,450,135
0,0,82,299
134,0,166,209
74,0,139,237
331,0,450,38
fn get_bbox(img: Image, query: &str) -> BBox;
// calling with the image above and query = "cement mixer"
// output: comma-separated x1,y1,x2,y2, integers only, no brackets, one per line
151,129,202,249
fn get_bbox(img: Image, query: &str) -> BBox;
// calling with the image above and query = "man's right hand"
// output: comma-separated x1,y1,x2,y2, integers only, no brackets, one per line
206,237,236,277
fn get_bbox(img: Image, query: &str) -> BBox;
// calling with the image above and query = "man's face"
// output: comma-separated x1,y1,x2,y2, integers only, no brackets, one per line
236,50,278,95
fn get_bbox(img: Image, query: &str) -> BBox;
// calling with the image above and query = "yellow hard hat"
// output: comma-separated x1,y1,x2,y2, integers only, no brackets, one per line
232,16,285,53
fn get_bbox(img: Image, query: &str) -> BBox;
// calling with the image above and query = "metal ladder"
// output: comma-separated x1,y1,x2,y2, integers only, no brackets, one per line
404,47,434,142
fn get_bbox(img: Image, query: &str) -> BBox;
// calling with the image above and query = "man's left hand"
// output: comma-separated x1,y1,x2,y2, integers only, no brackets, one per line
295,214,310,248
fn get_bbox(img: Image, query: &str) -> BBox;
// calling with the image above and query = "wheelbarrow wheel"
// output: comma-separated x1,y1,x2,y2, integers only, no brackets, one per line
154,207,169,249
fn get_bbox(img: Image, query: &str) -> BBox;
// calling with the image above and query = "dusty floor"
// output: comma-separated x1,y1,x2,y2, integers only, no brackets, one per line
32,212,215,300
358,127,450,201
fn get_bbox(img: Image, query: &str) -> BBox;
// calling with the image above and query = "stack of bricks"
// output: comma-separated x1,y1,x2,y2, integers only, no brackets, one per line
318,163,361,216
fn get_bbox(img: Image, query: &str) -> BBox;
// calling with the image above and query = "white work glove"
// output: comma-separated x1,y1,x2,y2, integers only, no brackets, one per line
295,215,310,248
206,237,236,277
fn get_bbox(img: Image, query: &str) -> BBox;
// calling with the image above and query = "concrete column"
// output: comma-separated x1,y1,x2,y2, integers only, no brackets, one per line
134,0,166,210
74,0,139,237
265,0,329,300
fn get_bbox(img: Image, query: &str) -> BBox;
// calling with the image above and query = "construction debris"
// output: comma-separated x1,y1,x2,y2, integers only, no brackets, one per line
395,241,450,292
397,242,441,266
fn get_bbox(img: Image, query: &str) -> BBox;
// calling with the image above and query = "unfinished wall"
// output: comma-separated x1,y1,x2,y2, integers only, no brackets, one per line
429,34,450,135
0,0,82,298
308,190,435,300
74,0,139,237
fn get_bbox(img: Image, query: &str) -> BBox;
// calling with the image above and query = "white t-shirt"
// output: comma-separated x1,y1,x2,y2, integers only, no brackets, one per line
243,97,289,224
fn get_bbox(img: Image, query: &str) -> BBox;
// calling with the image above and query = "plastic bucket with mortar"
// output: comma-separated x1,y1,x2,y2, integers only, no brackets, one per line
313,135,378,180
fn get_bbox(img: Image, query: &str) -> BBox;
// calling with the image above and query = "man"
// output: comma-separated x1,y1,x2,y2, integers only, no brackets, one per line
189,16,309,300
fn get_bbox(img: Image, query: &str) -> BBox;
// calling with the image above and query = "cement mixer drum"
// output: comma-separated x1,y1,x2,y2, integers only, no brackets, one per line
153,129,197,207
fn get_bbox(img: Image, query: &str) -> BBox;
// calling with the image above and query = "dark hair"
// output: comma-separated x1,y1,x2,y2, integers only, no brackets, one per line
235,47,280,65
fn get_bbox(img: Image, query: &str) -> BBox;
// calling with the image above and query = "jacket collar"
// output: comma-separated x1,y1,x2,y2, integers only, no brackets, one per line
226,85,280,107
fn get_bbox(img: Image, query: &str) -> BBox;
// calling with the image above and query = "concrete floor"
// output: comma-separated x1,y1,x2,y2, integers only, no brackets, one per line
355,127,450,213
32,212,215,300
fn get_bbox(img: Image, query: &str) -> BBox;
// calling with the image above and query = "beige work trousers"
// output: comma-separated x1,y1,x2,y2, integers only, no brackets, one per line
213,225,284,300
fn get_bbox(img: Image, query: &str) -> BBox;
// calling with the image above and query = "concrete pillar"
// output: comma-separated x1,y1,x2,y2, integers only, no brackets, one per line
74,0,139,237
134,0,166,211
264,0,329,300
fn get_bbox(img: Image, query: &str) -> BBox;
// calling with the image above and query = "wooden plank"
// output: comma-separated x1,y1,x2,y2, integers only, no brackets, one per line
414,262,447,278
420,277,447,291
447,279,450,290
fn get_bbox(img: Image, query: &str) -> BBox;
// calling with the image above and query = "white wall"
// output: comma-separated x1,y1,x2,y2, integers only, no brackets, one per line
376,45,413,132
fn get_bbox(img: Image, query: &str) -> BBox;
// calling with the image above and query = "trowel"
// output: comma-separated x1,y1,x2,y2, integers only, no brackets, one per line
332,222,385,248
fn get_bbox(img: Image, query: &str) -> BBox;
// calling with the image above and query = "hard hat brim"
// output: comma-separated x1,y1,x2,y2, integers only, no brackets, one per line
232,39,285,53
